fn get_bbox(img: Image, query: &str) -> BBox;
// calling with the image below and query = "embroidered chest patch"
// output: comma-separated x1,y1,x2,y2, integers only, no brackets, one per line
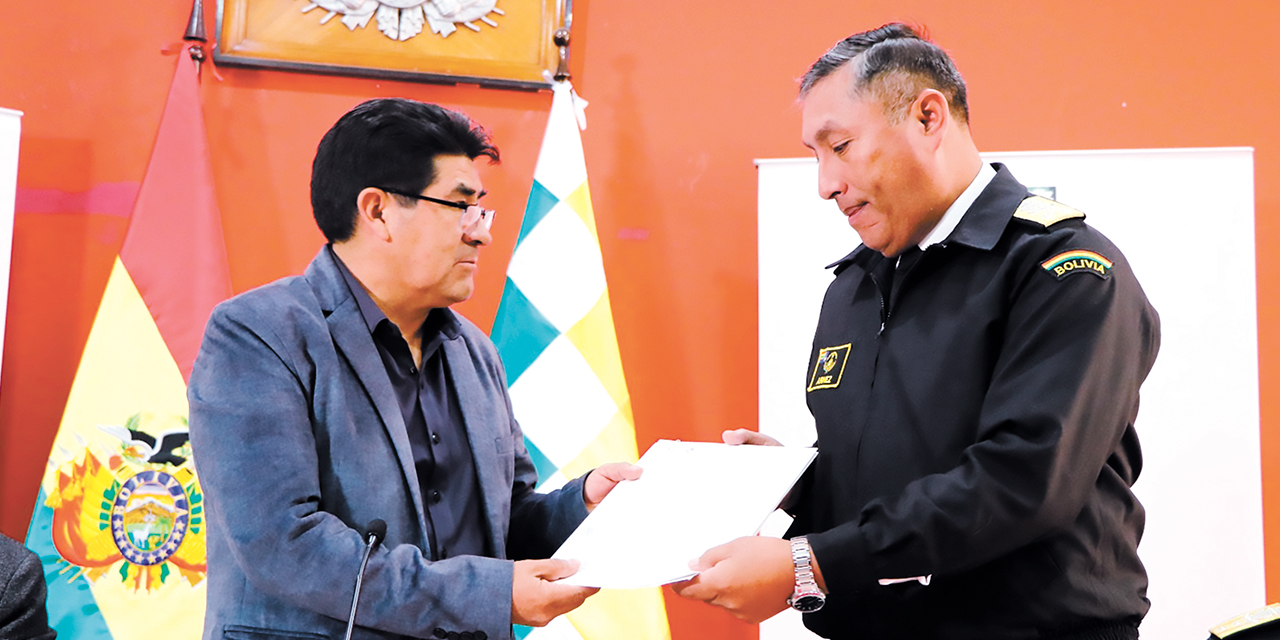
1040,250,1113,280
808,344,851,391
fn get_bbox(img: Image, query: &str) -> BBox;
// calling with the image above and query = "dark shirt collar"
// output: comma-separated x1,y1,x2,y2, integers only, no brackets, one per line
828,163,1030,274
327,244,461,342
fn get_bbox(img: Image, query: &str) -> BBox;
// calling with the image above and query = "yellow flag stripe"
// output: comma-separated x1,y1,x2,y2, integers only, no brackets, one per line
568,587,672,640
44,258,189,490
46,256,205,639
564,292,631,410
566,181,599,241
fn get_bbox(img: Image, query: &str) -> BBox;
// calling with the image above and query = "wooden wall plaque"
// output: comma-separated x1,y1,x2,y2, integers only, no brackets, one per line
215,0,563,90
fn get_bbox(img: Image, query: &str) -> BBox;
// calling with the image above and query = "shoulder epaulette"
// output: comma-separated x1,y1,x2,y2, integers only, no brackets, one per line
1210,603,1280,638
1012,195,1085,227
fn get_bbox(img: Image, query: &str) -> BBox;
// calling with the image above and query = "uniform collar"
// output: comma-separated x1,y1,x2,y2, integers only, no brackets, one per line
828,163,1029,273
919,162,997,250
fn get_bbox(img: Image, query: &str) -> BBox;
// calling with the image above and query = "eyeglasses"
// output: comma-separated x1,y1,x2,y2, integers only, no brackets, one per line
377,187,495,231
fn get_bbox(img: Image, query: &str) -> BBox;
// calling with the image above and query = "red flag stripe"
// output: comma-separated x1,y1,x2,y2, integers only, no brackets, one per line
119,49,231,382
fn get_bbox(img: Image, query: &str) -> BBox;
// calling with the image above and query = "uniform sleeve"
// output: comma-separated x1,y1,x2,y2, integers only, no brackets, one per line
189,301,514,637
807,234,1159,594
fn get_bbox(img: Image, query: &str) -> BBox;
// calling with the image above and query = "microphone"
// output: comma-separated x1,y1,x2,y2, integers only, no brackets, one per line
344,519,387,640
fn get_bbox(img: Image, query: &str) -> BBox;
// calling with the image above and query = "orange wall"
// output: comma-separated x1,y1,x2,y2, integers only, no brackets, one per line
2,1,1277,638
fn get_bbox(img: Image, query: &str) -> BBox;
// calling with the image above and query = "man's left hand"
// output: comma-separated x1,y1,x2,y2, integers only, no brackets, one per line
583,462,643,511
671,536,794,623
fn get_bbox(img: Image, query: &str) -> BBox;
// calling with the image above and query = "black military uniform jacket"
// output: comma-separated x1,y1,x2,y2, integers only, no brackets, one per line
790,165,1160,640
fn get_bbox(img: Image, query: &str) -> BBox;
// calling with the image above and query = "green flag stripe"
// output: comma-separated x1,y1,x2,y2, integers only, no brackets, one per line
26,491,113,639
491,278,561,385
516,180,559,248
523,437,560,489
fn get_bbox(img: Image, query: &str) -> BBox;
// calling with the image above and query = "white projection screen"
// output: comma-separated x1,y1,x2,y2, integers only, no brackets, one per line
0,108,20,391
756,148,1261,640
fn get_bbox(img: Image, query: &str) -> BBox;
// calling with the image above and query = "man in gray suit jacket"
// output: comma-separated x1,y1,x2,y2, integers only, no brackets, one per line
189,98,638,640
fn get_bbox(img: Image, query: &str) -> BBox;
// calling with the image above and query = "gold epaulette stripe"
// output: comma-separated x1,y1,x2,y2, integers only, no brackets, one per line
1210,603,1280,638
1013,195,1085,227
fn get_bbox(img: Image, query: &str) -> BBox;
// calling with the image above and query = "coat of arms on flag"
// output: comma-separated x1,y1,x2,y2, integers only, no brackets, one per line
43,412,205,590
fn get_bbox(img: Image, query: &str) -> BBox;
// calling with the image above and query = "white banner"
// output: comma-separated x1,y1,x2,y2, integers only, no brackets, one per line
0,108,21,391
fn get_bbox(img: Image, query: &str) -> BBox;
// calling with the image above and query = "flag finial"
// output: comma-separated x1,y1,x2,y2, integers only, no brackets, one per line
553,28,571,83
552,0,572,82
184,0,207,73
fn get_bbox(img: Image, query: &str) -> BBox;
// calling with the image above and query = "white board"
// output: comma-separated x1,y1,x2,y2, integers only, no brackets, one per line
0,108,20,392
757,148,1262,640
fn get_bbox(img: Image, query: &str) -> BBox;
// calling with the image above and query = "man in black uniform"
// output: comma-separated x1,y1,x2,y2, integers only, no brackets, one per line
674,23,1160,640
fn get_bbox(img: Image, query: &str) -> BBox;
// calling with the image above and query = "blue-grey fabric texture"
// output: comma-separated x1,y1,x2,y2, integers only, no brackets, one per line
189,247,588,640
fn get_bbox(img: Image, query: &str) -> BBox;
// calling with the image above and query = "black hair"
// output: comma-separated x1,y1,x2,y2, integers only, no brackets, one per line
310,98,500,242
799,23,969,124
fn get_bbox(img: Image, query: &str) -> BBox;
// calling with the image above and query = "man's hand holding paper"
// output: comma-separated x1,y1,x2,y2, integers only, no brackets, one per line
672,536,802,623
510,462,641,628
550,439,816,589
582,461,644,511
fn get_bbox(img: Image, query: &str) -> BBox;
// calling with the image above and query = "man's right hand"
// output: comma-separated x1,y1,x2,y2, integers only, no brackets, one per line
722,429,782,446
511,559,599,627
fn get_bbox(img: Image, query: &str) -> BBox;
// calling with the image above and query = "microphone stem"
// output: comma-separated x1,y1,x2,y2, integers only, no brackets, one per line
344,537,378,640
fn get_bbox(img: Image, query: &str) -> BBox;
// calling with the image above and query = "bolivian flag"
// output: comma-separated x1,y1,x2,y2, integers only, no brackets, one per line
25,47,230,639
492,81,671,640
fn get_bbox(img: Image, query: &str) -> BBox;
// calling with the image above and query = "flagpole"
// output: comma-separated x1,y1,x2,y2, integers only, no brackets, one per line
184,0,207,74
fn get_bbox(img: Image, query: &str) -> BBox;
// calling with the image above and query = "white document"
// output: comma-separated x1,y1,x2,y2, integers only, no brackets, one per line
552,439,817,588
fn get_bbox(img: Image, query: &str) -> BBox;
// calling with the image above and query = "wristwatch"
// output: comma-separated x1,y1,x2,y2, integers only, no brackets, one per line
787,536,826,612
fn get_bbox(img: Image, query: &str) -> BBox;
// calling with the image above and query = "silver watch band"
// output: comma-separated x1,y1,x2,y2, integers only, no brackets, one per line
789,536,825,612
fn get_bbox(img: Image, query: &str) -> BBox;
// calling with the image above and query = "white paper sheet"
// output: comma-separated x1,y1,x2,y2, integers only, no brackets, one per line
551,439,817,588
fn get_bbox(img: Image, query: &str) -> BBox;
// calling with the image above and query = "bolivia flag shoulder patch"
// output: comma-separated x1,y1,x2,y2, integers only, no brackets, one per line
1040,249,1114,280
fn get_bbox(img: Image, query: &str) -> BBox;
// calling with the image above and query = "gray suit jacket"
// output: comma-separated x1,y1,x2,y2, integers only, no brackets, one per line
0,534,56,640
189,247,588,640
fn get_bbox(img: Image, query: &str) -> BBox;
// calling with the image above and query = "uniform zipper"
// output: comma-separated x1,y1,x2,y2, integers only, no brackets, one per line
873,246,930,334
871,270,891,335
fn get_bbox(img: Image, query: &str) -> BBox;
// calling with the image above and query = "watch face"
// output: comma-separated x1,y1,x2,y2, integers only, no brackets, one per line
792,594,825,613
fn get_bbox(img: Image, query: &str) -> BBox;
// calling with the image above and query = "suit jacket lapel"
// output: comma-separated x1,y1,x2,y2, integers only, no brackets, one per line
442,333,507,555
304,248,430,538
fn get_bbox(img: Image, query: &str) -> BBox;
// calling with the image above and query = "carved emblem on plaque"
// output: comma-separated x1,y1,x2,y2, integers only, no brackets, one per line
300,0,504,41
